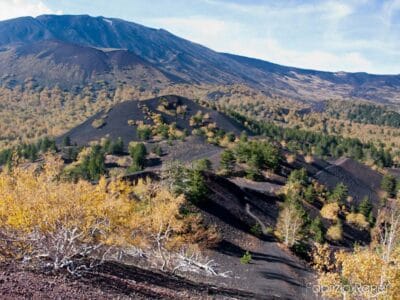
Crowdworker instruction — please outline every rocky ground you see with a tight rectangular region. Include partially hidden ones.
[0,262,261,299]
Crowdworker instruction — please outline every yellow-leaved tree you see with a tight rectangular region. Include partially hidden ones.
[317,199,400,299]
[0,155,218,275]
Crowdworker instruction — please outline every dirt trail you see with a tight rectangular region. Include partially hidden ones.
[245,202,269,234]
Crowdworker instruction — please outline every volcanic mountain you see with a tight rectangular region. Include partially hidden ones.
[1,14,400,103]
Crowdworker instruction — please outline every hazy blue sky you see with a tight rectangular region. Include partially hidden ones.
[1,0,399,74]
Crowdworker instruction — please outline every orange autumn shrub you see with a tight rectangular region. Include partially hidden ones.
[0,155,213,273]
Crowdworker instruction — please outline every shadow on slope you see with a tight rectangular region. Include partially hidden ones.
[194,173,317,299]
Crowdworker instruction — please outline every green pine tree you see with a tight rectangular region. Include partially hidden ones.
[220,149,236,176]
[381,174,397,197]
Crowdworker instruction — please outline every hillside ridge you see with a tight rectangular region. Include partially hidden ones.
[1,14,400,103]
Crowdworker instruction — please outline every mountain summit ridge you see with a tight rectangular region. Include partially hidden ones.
[1,14,400,103]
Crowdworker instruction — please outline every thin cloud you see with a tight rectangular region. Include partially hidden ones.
[225,36,374,73]
[382,0,400,25]
[142,1,398,74]
[148,16,242,47]
[204,0,354,20]
[147,14,376,73]
[0,0,62,21]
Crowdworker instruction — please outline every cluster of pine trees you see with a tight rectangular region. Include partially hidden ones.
[219,133,281,180]
[0,137,57,167]
[227,110,394,167]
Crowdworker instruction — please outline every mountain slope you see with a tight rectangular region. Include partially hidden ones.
[58,95,245,147]
[0,39,174,87]
[1,14,400,103]
[0,15,258,87]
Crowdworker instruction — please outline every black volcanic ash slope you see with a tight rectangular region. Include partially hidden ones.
[59,95,245,147]
[0,39,175,87]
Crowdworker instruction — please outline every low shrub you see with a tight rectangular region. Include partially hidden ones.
[91,117,106,129]
[346,213,369,229]
[321,203,340,221]
[240,251,252,264]
[326,223,343,241]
